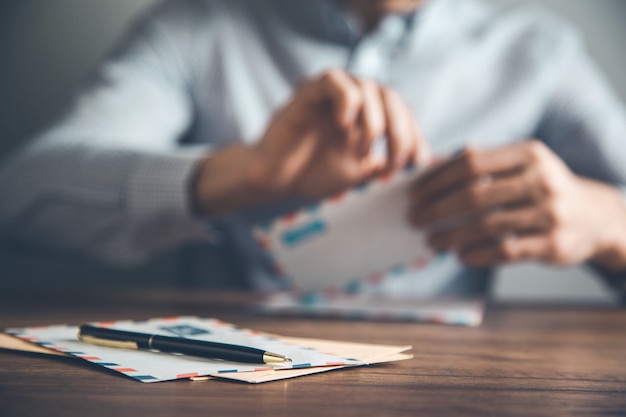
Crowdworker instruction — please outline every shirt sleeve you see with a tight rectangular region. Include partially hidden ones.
[534,26,626,298]
[0,2,212,265]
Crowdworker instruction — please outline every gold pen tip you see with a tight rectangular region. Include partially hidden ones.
[263,352,292,364]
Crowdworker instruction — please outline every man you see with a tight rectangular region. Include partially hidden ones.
[1,0,625,297]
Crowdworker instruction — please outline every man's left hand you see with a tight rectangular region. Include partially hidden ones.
[409,140,626,271]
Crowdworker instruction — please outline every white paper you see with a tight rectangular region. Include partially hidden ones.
[259,293,485,326]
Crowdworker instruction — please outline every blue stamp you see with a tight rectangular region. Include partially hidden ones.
[281,219,326,247]
[159,324,210,337]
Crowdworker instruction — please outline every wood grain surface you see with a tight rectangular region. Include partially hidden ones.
[0,289,625,417]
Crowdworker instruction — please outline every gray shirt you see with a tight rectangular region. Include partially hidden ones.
[1,0,625,296]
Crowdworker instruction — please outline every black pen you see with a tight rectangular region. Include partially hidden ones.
[77,324,291,364]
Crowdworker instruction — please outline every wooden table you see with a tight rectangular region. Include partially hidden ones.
[0,290,625,417]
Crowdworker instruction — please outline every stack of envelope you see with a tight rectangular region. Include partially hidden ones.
[1,316,411,384]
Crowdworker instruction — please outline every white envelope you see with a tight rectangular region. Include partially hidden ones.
[253,166,433,292]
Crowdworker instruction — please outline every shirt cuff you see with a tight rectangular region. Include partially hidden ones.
[126,148,212,257]
[619,186,626,207]
[586,186,626,303]
[587,262,626,304]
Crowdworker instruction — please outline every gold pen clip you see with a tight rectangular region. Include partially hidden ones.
[77,333,139,350]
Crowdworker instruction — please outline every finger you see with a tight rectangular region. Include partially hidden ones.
[355,78,386,157]
[413,141,541,205]
[408,112,431,166]
[458,232,556,267]
[311,69,363,129]
[395,102,418,168]
[396,100,424,167]
[411,168,544,227]
[381,88,414,172]
[427,203,556,252]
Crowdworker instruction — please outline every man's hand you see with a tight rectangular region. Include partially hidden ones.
[409,140,626,271]
[249,69,429,199]
[193,69,429,215]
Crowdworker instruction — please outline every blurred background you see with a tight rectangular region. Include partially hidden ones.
[1,0,625,301]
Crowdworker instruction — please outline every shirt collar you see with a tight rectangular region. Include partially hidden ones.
[273,0,425,48]
[321,0,421,49]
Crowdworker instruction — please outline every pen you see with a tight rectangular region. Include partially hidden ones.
[77,324,292,364]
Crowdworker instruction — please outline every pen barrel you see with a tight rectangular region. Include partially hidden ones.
[150,336,266,363]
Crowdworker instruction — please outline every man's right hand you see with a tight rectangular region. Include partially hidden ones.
[192,69,429,216]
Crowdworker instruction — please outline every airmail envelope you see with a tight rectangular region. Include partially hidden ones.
[253,165,434,292]
[1,320,412,384]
